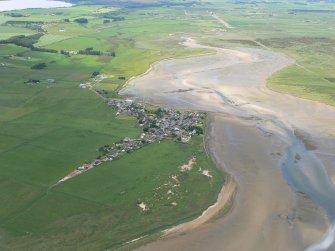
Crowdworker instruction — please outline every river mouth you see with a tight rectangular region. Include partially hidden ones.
[120,38,335,251]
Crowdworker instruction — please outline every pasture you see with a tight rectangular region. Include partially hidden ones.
[3,1,334,249]
[0,4,224,250]
[191,0,335,105]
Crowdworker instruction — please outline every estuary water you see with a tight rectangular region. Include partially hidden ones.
[0,0,72,12]
[121,38,335,251]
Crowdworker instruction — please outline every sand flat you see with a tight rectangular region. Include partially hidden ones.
[121,38,335,251]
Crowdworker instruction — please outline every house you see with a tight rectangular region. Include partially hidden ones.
[92,160,102,166]
[78,166,85,171]
[69,51,78,55]
[181,135,191,143]
[83,163,90,169]
[123,137,132,142]
[47,79,56,84]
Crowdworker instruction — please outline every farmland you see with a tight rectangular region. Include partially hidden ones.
[0,3,223,251]
[1,0,335,250]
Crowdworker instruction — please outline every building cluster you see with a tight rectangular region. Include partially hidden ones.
[55,99,204,186]
[108,99,204,143]
[79,74,106,89]
[55,137,145,185]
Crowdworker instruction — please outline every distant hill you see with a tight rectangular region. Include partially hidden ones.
[64,0,200,8]
[307,0,335,2]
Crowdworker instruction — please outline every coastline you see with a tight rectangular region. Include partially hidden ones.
[134,113,329,251]
[122,48,215,91]
[162,172,237,237]
[160,112,239,238]
[115,114,237,250]
[120,38,335,250]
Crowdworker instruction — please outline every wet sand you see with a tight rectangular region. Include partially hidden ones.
[163,175,237,237]
[120,38,335,251]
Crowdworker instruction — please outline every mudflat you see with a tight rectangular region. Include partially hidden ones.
[121,38,335,251]
[136,114,328,251]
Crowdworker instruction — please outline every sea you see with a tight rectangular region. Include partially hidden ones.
[0,0,72,12]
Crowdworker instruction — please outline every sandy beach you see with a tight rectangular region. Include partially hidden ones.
[120,38,335,251]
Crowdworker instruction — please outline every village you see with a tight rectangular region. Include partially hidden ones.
[55,98,205,186]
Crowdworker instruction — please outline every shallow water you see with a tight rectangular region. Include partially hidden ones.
[0,0,72,12]
[280,128,335,250]
[121,40,335,250]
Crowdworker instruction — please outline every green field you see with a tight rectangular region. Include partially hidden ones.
[0,3,224,250]
[192,0,335,106]
[2,0,335,250]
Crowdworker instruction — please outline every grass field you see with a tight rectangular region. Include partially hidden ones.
[2,0,334,249]
[191,0,335,106]
[0,4,224,250]
[0,43,223,250]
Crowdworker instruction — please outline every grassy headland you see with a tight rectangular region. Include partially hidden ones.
[0,4,223,250]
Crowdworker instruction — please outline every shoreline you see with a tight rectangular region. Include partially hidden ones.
[134,113,330,251]
[121,38,335,251]
[116,114,237,250]
[122,47,215,91]
[0,0,73,13]
[163,174,237,237]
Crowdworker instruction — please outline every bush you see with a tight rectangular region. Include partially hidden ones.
[92,71,100,77]
[5,13,24,17]
[154,108,165,118]
[31,63,47,70]
[24,79,40,84]
[74,18,88,24]
[4,20,44,31]
[78,49,102,55]
[101,12,125,22]
[0,34,60,54]
[188,125,204,135]
[31,47,58,53]
[0,33,43,48]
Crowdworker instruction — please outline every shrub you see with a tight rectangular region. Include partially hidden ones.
[74,18,88,24]
[31,63,47,70]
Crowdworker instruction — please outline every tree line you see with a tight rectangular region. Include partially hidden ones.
[0,34,116,57]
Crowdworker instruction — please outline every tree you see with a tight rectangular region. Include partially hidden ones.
[188,125,203,135]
